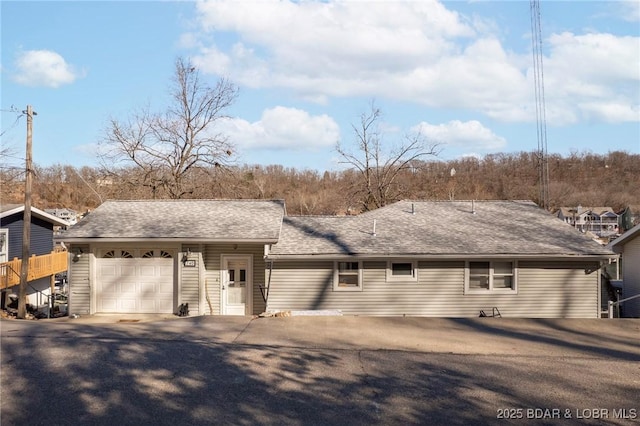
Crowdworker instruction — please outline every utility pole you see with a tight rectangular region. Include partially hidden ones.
[17,105,35,319]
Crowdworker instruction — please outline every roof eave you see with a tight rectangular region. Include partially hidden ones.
[266,253,618,261]
[2,206,70,227]
[56,237,279,244]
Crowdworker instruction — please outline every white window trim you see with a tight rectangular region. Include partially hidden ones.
[333,261,363,292]
[464,260,518,294]
[386,260,418,282]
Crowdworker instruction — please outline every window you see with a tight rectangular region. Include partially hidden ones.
[465,261,516,293]
[334,261,362,291]
[386,261,417,282]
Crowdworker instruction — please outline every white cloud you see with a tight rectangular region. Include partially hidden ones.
[579,102,640,124]
[187,0,639,126]
[412,120,507,151]
[191,0,480,91]
[12,50,81,88]
[220,106,340,151]
[543,32,640,124]
[618,1,640,22]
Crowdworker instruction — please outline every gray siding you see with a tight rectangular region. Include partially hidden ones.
[203,243,266,315]
[517,261,599,318]
[68,244,90,315]
[621,237,640,317]
[267,260,600,318]
[180,244,201,315]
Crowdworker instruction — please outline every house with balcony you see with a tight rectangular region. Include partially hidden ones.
[45,207,78,226]
[1,204,69,312]
[556,206,619,243]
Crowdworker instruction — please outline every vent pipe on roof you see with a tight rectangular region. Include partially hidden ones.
[411,203,415,215]
[372,219,377,237]
[472,200,476,214]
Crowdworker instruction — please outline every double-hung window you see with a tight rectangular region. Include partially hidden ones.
[465,261,517,293]
[334,261,363,291]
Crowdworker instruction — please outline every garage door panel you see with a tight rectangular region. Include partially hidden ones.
[98,281,118,294]
[100,265,117,277]
[158,284,174,295]
[157,299,173,312]
[139,265,157,277]
[159,265,174,276]
[120,281,138,295]
[139,299,157,312]
[100,299,118,312]
[96,251,175,314]
[139,281,157,294]
[120,299,137,312]
[120,265,136,276]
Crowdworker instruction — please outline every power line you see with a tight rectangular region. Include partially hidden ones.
[530,0,550,210]
[0,110,25,138]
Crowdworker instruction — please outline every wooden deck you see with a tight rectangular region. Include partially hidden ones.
[0,251,68,289]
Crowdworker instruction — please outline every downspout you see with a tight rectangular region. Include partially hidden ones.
[266,260,273,306]
[262,244,272,306]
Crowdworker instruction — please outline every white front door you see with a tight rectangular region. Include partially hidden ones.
[221,255,252,315]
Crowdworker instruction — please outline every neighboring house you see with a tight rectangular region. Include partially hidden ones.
[1,204,69,309]
[556,206,619,242]
[618,205,640,234]
[58,199,616,318]
[45,208,78,226]
[608,223,640,317]
[57,199,285,316]
[266,201,616,318]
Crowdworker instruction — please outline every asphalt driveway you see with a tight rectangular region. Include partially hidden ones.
[1,316,639,425]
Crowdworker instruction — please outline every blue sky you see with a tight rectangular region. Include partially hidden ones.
[1,0,639,173]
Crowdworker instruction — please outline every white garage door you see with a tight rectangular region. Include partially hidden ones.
[97,249,175,313]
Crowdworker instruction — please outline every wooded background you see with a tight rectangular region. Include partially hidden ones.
[1,150,638,216]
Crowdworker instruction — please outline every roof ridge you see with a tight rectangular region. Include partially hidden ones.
[103,198,285,203]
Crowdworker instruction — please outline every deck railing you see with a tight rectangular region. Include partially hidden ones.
[0,251,68,290]
[608,293,640,318]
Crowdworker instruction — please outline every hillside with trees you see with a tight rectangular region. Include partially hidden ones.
[1,150,638,217]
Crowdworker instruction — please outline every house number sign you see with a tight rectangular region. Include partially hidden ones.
[184,260,197,267]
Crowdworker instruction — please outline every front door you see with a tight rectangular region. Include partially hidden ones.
[221,255,252,315]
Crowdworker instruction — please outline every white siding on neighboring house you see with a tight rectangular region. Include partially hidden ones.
[622,237,640,317]
[267,260,600,318]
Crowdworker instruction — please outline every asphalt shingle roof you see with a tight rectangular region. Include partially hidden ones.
[59,199,285,241]
[269,200,615,258]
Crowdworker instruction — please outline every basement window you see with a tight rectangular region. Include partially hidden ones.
[465,261,517,294]
[334,261,363,292]
[386,261,417,282]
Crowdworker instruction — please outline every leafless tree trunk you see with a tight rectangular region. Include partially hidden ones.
[99,58,238,199]
[336,102,439,211]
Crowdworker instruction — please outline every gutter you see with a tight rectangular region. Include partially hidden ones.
[265,253,618,262]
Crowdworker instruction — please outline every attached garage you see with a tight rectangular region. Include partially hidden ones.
[58,200,285,317]
[96,248,175,313]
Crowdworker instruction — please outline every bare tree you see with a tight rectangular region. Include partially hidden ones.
[336,102,439,211]
[99,58,238,198]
